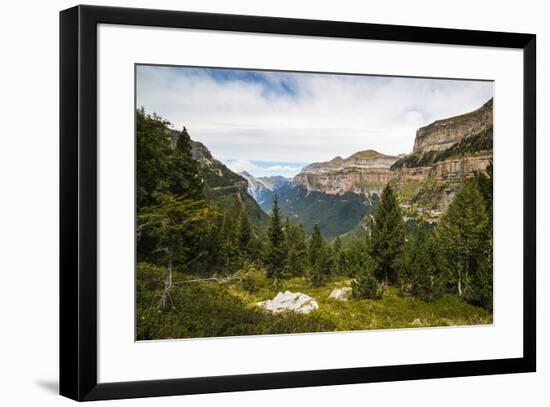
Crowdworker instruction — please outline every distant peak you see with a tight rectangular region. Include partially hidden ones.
[347,150,386,160]
[239,171,253,177]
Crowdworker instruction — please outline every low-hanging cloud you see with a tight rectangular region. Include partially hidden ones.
[136,65,493,170]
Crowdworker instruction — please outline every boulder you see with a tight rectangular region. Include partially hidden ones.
[257,291,318,314]
[328,287,352,301]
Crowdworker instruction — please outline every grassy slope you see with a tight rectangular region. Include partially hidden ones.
[138,263,493,340]
[228,276,492,331]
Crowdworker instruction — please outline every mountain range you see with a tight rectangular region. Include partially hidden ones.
[238,171,291,205]
[182,98,493,238]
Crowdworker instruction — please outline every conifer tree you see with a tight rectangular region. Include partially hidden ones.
[136,110,213,265]
[168,126,205,200]
[219,207,240,269]
[473,161,493,215]
[399,224,443,301]
[352,255,383,300]
[332,236,343,275]
[309,224,323,268]
[284,221,308,277]
[437,179,492,308]
[237,209,253,259]
[333,235,342,254]
[136,109,173,209]
[368,184,405,285]
[265,196,286,279]
[338,237,369,277]
[308,224,332,286]
[137,194,218,307]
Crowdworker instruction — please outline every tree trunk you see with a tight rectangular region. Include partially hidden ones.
[160,255,173,309]
[457,271,462,297]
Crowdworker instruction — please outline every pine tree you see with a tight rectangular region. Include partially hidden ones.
[473,161,493,214]
[136,110,211,264]
[472,162,493,308]
[338,237,369,277]
[436,179,492,308]
[399,224,443,301]
[284,221,308,277]
[136,108,173,209]
[333,235,342,253]
[137,194,219,307]
[309,224,323,268]
[168,126,205,200]
[368,184,405,285]
[219,207,240,269]
[308,224,332,286]
[265,195,286,279]
[332,236,343,275]
[237,209,253,259]
[352,255,383,299]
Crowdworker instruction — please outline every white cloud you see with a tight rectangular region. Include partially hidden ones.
[136,66,493,165]
[226,159,258,174]
[266,165,301,172]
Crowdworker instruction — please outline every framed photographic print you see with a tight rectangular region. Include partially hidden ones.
[59,5,536,401]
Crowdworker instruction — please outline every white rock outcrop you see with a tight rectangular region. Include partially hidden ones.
[328,287,352,301]
[257,291,318,314]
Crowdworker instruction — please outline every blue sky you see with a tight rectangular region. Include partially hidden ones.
[136,65,493,178]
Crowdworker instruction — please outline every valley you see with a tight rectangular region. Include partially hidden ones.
[238,98,493,235]
[135,93,494,340]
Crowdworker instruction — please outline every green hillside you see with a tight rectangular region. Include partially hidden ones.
[191,140,269,232]
[262,186,374,239]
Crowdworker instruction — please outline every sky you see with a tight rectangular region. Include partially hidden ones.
[136,65,493,178]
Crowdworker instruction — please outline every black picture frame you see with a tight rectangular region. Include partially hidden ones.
[59,4,536,401]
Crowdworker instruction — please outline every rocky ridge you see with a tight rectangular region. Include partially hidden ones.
[291,98,493,218]
[413,98,493,153]
[293,150,400,196]
[187,139,270,231]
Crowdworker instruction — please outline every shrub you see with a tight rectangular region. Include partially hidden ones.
[352,258,384,300]
[136,268,335,340]
[240,266,268,293]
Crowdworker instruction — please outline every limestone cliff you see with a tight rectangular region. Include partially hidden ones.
[393,99,493,218]
[413,98,493,153]
[293,150,399,196]
[291,98,493,221]
[393,153,492,218]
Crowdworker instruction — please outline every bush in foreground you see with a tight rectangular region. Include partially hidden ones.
[352,258,384,300]
[136,262,335,340]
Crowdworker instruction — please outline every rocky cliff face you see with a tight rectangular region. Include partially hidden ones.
[392,99,493,218]
[293,150,399,196]
[189,140,270,231]
[294,167,393,196]
[291,99,493,221]
[413,98,493,153]
[393,153,492,217]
